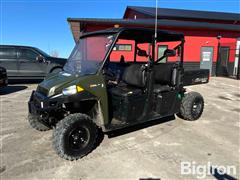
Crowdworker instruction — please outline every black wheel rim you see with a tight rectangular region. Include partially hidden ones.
[68,126,90,150]
[192,98,203,119]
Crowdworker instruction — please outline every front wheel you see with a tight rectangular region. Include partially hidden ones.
[177,92,204,121]
[53,113,98,160]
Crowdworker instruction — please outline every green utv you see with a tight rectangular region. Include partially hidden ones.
[28,28,209,160]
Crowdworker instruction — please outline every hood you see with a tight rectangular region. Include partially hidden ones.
[46,57,67,66]
[37,72,77,96]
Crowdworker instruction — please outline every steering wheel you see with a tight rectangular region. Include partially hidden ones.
[102,68,116,80]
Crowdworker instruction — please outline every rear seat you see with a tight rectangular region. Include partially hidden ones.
[153,63,177,93]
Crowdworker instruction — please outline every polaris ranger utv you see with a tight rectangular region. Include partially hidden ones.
[28,28,209,160]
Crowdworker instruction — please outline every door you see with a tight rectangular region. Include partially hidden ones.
[18,48,47,77]
[200,47,213,75]
[216,46,230,76]
[233,39,240,76]
[237,45,240,79]
[158,45,168,63]
[237,46,240,79]
[0,47,18,77]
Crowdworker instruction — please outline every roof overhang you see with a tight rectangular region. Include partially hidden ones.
[68,18,240,42]
[124,6,240,22]
[79,27,184,43]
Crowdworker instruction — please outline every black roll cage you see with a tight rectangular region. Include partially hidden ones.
[155,42,184,64]
[79,27,185,74]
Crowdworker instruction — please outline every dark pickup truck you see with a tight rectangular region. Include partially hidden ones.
[0,45,67,79]
[0,66,8,87]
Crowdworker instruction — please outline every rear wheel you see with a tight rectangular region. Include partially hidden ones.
[177,92,204,121]
[53,113,98,160]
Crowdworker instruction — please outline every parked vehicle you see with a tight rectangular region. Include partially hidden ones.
[28,28,209,160]
[0,45,67,79]
[0,66,8,87]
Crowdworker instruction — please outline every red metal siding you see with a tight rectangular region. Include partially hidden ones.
[108,32,238,64]
[110,40,135,62]
[84,24,238,63]
[122,8,239,64]
[81,20,239,77]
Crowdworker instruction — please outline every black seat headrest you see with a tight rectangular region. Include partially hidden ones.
[122,64,146,88]
[154,63,177,86]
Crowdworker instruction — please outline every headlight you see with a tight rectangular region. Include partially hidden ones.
[49,87,56,97]
[62,85,84,96]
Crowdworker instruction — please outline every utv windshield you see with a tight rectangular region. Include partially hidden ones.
[64,34,115,75]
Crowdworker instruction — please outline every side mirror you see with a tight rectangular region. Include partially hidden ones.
[164,49,176,57]
[36,55,44,62]
[137,49,148,57]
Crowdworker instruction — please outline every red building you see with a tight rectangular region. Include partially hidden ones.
[68,6,240,77]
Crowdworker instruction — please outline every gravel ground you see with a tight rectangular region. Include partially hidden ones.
[0,77,239,180]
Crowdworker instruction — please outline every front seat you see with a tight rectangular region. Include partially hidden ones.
[109,64,146,97]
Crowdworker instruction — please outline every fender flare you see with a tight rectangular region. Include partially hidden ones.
[49,66,63,73]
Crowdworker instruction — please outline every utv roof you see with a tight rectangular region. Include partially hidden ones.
[80,27,184,42]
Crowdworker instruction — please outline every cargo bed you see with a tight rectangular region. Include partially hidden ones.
[183,69,209,86]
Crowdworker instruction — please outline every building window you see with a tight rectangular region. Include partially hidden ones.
[157,45,168,63]
[113,44,132,51]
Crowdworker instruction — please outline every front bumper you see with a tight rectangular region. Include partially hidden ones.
[28,89,91,114]
[28,91,64,115]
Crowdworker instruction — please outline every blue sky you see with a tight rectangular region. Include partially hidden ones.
[1,0,239,58]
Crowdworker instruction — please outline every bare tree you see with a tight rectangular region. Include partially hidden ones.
[50,50,59,57]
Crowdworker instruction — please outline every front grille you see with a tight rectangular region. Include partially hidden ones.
[33,91,47,108]
[36,86,49,97]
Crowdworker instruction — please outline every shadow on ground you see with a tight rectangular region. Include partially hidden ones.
[218,95,232,101]
[8,79,42,84]
[107,115,175,138]
[0,85,28,95]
